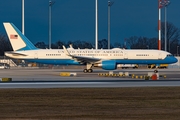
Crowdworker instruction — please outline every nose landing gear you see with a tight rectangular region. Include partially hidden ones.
[154,69,158,73]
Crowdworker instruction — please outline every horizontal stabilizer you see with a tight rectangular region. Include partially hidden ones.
[5,52,27,56]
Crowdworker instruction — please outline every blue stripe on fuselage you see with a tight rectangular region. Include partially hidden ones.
[27,59,81,65]
[115,56,177,64]
[24,56,177,65]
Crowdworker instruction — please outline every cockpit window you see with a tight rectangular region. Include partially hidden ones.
[167,54,173,57]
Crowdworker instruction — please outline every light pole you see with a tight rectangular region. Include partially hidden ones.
[22,0,24,35]
[165,1,170,52]
[108,1,114,49]
[95,0,98,49]
[177,46,179,56]
[160,0,170,52]
[49,1,55,49]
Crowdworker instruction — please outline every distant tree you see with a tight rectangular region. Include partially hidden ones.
[68,40,93,49]
[0,33,12,55]
[67,41,73,48]
[83,41,93,49]
[161,22,180,54]
[51,43,58,49]
[126,36,158,49]
[98,39,108,49]
[56,40,66,49]
[34,42,47,49]
[148,38,158,49]
[70,40,83,49]
[113,42,122,48]
[126,36,138,49]
[136,37,149,49]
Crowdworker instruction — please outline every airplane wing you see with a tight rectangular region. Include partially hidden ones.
[63,46,101,64]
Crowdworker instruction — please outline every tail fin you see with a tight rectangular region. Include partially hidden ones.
[3,23,37,51]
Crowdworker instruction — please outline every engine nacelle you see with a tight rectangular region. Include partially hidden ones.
[94,60,117,70]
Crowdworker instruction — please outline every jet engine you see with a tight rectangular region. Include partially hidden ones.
[94,60,117,70]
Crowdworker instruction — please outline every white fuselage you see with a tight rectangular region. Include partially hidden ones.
[5,48,176,65]
[6,48,167,60]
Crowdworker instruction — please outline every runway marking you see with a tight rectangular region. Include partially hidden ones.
[0,81,180,88]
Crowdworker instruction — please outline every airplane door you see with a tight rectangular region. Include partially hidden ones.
[124,52,128,59]
[158,53,162,59]
[34,52,38,59]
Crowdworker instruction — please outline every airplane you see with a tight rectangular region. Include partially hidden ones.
[3,22,178,73]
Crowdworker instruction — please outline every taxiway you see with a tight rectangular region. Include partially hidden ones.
[0,68,180,88]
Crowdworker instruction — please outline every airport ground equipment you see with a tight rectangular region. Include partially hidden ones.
[0,59,17,67]
[147,64,168,69]
[98,72,167,80]
[60,72,77,77]
[0,78,12,82]
[118,64,138,69]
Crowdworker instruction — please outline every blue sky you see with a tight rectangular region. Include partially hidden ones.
[0,0,179,45]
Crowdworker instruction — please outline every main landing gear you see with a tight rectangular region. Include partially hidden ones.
[83,69,93,73]
[83,64,93,73]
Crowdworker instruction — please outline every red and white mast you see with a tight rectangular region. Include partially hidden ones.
[158,0,162,50]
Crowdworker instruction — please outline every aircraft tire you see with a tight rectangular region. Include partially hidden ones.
[88,69,93,73]
[154,70,158,73]
[83,69,88,73]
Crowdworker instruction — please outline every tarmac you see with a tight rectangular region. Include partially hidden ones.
[0,68,180,81]
[0,68,180,88]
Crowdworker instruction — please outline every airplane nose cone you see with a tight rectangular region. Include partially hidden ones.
[173,57,178,63]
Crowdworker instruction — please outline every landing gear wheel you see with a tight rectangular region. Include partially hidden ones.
[88,69,93,73]
[83,69,88,73]
[154,70,158,73]
[83,69,93,73]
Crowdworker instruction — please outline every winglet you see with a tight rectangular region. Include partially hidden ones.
[63,45,71,56]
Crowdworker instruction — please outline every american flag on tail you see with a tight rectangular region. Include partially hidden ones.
[10,34,18,39]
